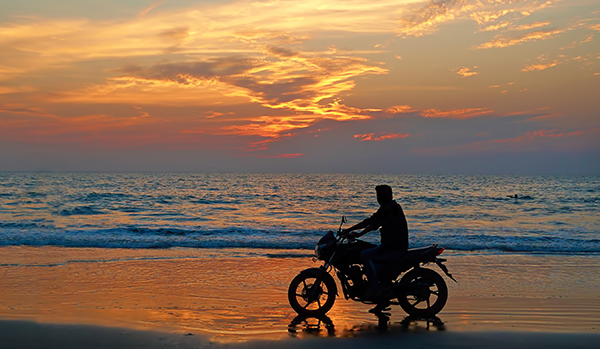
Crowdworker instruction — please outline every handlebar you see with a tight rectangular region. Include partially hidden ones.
[336,231,356,243]
[336,216,356,242]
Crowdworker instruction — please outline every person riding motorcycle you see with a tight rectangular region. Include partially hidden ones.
[341,185,408,298]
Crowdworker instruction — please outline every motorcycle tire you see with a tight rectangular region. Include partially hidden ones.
[288,272,336,316]
[397,267,448,318]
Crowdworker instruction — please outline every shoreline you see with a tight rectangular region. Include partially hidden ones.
[1,246,599,345]
[2,319,600,349]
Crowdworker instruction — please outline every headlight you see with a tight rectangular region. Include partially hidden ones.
[314,244,322,259]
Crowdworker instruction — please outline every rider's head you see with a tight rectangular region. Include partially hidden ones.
[375,185,393,205]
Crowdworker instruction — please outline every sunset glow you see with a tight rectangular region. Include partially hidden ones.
[0,0,598,173]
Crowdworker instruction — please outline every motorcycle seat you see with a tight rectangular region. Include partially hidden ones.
[375,244,438,267]
[406,244,438,253]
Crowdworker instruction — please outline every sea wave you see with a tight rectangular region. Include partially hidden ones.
[1,173,599,256]
[1,225,599,254]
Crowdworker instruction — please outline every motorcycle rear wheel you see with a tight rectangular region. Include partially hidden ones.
[397,268,448,318]
[288,273,336,316]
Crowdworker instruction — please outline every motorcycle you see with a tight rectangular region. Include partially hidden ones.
[288,217,456,318]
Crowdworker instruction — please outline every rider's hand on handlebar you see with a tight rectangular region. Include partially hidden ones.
[340,229,358,240]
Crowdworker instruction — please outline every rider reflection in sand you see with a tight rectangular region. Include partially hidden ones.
[341,185,409,298]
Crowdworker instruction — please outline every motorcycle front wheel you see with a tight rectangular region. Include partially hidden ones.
[397,268,448,318]
[288,273,336,316]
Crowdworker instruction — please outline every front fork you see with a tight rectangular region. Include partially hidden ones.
[307,264,336,301]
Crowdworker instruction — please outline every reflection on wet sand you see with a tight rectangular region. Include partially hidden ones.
[288,314,335,337]
[1,246,600,341]
[288,313,445,338]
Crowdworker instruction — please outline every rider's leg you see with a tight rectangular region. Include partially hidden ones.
[360,246,383,290]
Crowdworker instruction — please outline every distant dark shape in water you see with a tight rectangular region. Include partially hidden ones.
[507,194,533,199]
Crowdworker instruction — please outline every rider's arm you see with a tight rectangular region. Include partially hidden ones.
[343,220,369,233]
[342,211,381,237]
[349,224,377,238]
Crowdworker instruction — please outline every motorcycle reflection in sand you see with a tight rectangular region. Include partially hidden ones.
[288,217,456,319]
[288,313,445,336]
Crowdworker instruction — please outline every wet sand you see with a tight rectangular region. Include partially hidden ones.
[2,319,600,349]
[1,246,599,347]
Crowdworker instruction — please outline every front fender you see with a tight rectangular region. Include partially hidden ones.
[298,267,338,296]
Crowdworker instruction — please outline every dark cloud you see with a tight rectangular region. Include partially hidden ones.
[118,52,386,115]
[398,0,465,35]
[158,27,190,42]
[118,57,263,83]
[265,45,300,58]
[226,76,319,105]
[411,0,462,21]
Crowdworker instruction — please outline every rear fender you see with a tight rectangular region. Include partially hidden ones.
[435,258,457,283]
[298,267,338,296]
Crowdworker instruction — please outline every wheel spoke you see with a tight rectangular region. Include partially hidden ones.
[290,274,337,315]
[411,298,424,307]
[396,271,447,316]
[302,300,314,309]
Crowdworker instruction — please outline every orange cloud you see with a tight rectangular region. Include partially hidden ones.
[205,111,232,119]
[471,10,515,26]
[221,115,315,138]
[0,1,405,84]
[256,153,305,159]
[48,79,240,107]
[353,133,410,141]
[490,129,589,144]
[480,21,512,32]
[420,108,493,119]
[113,52,387,137]
[453,66,479,77]
[522,61,559,71]
[416,128,598,155]
[385,105,414,114]
[2,0,594,161]
[0,1,403,156]
[520,49,597,72]
[0,102,184,147]
[0,104,55,118]
[399,0,561,37]
[397,0,462,37]
[512,21,551,31]
[477,29,564,49]
[478,19,553,32]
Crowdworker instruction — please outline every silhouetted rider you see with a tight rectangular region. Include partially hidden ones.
[341,185,408,298]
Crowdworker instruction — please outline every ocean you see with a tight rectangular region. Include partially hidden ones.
[0,173,598,255]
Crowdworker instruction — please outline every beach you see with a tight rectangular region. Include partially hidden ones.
[1,246,599,348]
[1,173,598,347]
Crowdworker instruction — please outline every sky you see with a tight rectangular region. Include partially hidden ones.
[0,0,598,174]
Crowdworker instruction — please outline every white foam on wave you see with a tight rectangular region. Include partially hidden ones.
[1,225,599,254]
